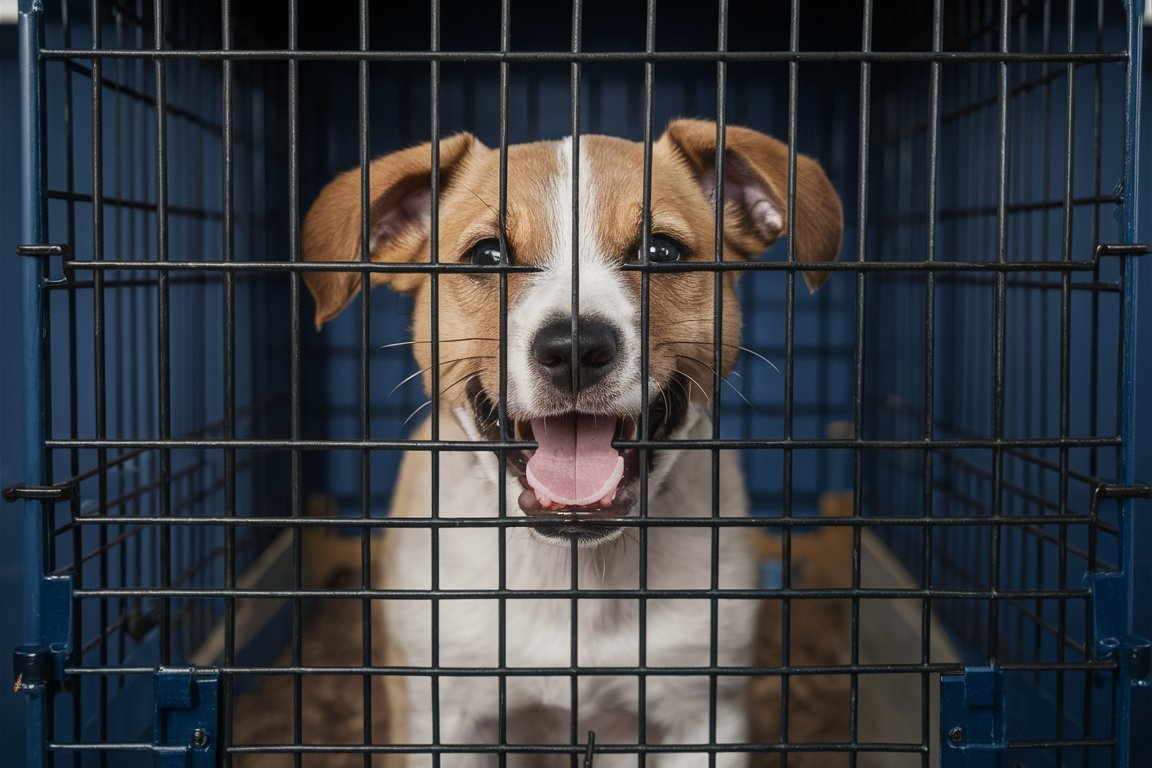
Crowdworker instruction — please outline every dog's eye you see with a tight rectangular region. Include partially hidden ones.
[465,238,507,266]
[639,235,685,263]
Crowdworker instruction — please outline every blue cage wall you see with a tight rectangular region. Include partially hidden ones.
[3,1,1149,766]
[863,3,1143,763]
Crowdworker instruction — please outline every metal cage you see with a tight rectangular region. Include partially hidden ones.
[5,1,1150,767]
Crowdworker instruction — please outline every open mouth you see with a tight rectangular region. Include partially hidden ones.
[465,377,686,545]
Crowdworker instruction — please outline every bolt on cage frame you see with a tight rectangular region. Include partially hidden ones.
[8,0,1150,767]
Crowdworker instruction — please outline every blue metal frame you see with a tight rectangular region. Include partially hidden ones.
[1116,1,1148,765]
[17,1,49,767]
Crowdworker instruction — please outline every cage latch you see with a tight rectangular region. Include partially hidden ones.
[10,575,73,695]
[2,482,74,503]
[15,243,73,286]
[939,666,1005,767]
[1094,243,1152,259]
[153,667,220,768]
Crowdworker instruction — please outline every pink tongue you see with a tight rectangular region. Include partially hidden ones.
[524,414,624,507]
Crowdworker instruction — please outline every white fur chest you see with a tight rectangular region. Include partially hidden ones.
[381,414,759,751]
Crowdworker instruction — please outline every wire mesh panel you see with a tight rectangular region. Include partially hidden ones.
[864,3,1140,764]
[9,1,1147,768]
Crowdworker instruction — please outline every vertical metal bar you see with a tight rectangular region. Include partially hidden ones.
[356,3,390,763]
[568,4,583,762]
[60,28,83,747]
[283,0,305,761]
[850,2,873,765]
[1118,0,1143,584]
[89,1,111,758]
[779,2,800,763]
[985,0,1010,668]
[921,3,942,765]
[496,2,511,765]
[221,1,238,764]
[133,0,147,630]
[1055,0,1078,744]
[568,0,582,401]
[709,4,729,764]
[428,3,444,765]
[111,4,129,744]
[18,1,49,765]
[154,0,173,670]
[1032,0,1055,701]
[350,5,370,768]
[1083,29,1106,745]
[57,6,84,755]
[638,2,656,764]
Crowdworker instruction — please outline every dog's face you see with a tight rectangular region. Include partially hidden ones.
[303,119,842,545]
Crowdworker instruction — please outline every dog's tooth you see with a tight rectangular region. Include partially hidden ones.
[536,491,555,509]
[598,491,616,508]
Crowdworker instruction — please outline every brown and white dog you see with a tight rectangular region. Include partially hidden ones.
[302,119,842,768]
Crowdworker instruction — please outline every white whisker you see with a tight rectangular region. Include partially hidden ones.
[402,400,433,428]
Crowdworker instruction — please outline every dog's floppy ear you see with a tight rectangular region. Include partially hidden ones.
[658,118,842,292]
[302,132,479,328]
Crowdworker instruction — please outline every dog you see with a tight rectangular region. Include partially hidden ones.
[301,119,842,768]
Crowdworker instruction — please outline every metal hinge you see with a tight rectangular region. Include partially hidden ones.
[940,666,1005,767]
[1088,483,1152,669]
[153,668,220,768]
[1087,483,1152,765]
[11,575,73,696]
[1088,569,1151,681]
[1087,570,1152,767]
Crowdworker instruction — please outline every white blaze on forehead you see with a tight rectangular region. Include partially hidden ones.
[546,136,606,280]
[506,136,644,415]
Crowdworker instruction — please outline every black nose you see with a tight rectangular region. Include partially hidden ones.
[532,317,619,393]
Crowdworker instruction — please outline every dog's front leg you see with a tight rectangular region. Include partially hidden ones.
[402,675,501,768]
[649,677,749,768]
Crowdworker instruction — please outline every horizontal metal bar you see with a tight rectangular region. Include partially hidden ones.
[225,739,1106,754]
[52,741,930,755]
[59,513,1101,529]
[63,260,539,274]
[621,260,1107,273]
[70,585,1093,601]
[61,659,1112,678]
[38,48,1128,64]
[61,258,1113,274]
[42,435,1121,450]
